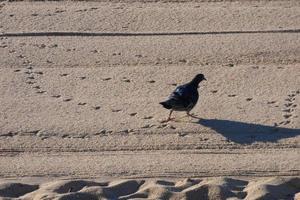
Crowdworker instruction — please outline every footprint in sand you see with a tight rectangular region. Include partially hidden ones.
[157,124,168,129]
[121,77,131,83]
[66,48,75,52]
[282,108,293,113]
[228,94,237,97]
[51,94,61,98]
[179,59,187,63]
[178,133,188,137]
[143,116,153,120]
[17,54,25,59]
[54,9,66,14]
[49,44,58,48]
[135,54,143,58]
[168,125,176,130]
[75,8,88,12]
[141,124,151,129]
[283,114,292,119]
[24,71,32,75]
[93,106,101,110]
[26,81,35,85]
[129,112,137,116]
[277,91,299,126]
[63,98,72,102]
[36,90,46,94]
[78,102,87,106]
[27,76,35,80]
[33,85,40,89]
[284,103,293,107]
[285,98,293,102]
[114,6,124,9]
[267,100,277,104]
[169,83,177,86]
[112,109,122,112]
[37,44,46,49]
[34,71,43,75]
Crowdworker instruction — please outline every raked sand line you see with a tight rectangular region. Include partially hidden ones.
[0,150,299,178]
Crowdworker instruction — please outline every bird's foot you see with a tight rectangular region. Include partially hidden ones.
[160,117,175,123]
[187,113,202,120]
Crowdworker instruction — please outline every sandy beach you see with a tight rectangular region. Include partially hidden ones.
[0,0,299,199]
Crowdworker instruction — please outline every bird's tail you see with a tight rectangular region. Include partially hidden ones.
[159,101,172,109]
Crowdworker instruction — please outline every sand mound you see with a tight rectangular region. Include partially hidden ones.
[0,183,38,198]
[0,177,298,200]
[245,177,300,200]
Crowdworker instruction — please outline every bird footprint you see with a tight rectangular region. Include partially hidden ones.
[112,109,122,112]
[143,116,153,119]
[276,90,298,126]
[93,106,101,110]
[63,98,72,102]
[51,94,61,98]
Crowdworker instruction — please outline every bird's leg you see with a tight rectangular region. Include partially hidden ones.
[167,110,174,121]
[161,110,174,123]
[186,111,201,119]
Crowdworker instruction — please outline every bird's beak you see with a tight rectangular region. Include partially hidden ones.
[204,77,207,81]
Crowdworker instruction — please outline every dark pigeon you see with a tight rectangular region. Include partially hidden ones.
[160,74,206,121]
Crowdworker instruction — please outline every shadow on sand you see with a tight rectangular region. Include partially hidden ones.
[196,118,300,144]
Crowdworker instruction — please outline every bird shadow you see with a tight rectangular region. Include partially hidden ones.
[194,118,300,144]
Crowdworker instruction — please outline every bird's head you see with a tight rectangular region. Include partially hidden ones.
[191,74,206,86]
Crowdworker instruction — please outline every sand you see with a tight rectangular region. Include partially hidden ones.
[0,177,299,199]
[0,0,299,199]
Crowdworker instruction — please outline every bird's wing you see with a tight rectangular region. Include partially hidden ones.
[169,85,193,107]
[171,85,189,98]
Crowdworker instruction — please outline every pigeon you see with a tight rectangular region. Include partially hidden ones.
[160,74,206,122]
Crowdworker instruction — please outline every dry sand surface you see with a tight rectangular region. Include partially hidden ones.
[0,0,300,199]
[0,177,300,200]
